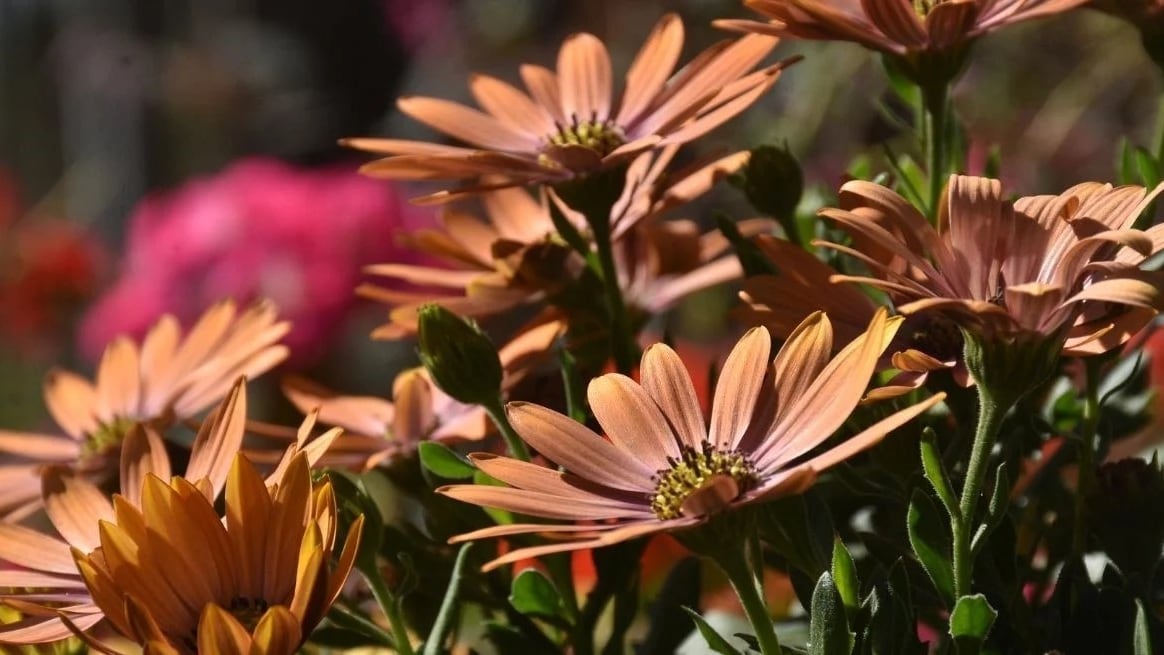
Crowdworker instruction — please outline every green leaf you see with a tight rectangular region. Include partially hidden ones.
[509,569,563,619]
[831,538,860,613]
[907,489,955,605]
[1135,599,1153,655]
[949,594,997,654]
[919,428,959,521]
[809,572,855,655]
[972,463,1010,556]
[1134,145,1161,186]
[417,442,475,480]
[681,607,744,655]
[546,188,592,256]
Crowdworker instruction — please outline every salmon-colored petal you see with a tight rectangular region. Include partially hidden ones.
[617,13,684,126]
[476,520,683,573]
[93,337,142,422]
[708,327,772,451]
[186,380,248,498]
[470,73,556,137]
[506,402,656,491]
[42,467,114,552]
[861,0,926,49]
[641,344,708,451]
[0,523,77,574]
[520,64,565,124]
[469,453,651,511]
[43,370,100,440]
[119,425,172,508]
[398,97,540,151]
[282,377,393,438]
[0,430,79,460]
[589,374,681,471]
[557,32,613,121]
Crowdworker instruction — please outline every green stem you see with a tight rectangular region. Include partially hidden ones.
[924,84,950,222]
[952,385,1011,599]
[483,397,531,462]
[331,603,397,646]
[364,565,416,655]
[592,221,638,374]
[423,544,473,655]
[1071,359,1101,562]
[714,541,782,655]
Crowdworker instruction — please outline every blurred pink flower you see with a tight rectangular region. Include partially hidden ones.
[80,158,426,365]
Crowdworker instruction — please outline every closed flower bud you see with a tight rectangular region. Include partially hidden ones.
[729,145,804,219]
[416,304,503,406]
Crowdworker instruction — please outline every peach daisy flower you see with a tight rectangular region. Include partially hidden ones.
[717,0,1088,59]
[70,448,360,655]
[360,148,749,339]
[345,14,793,202]
[816,175,1164,353]
[0,382,340,647]
[264,320,564,470]
[439,309,945,571]
[0,300,289,521]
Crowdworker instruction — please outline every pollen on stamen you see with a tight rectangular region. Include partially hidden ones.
[547,114,626,157]
[649,443,758,520]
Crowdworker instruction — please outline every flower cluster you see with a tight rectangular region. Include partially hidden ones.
[3,3,1164,655]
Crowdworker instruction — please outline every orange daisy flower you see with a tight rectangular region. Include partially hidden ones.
[345,14,793,202]
[0,300,289,521]
[439,309,944,571]
[70,448,360,655]
[0,382,340,647]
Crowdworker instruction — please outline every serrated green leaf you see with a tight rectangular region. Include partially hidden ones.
[1135,599,1153,655]
[681,607,744,655]
[831,538,860,612]
[949,593,997,654]
[417,441,475,480]
[809,572,855,655]
[509,569,562,619]
[907,489,955,605]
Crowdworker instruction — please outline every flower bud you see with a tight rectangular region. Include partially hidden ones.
[416,304,503,406]
[729,145,804,219]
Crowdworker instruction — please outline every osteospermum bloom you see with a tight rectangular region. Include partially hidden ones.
[0,382,323,645]
[69,449,359,655]
[718,0,1088,59]
[816,175,1164,353]
[361,148,750,338]
[439,309,945,570]
[345,14,792,202]
[0,301,288,521]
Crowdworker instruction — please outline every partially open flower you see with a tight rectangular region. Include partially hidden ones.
[439,309,944,571]
[0,300,289,520]
[816,175,1164,354]
[69,450,360,655]
[345,14,792,202]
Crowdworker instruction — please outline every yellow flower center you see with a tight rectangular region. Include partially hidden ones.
[649,444,758,520]
[912,0,941,16]
[547,118,626,157]
[80,417,134,463]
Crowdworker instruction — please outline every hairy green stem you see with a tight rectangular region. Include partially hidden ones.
[483,397,531,462]
[715,541,782,655]
[953,385,1010,599]
[423,544,473,655]
[924,84,950,221]
[364,565,416,655]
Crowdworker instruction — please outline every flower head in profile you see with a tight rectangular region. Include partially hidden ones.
[345,14,793,202]
[718,0,1088,61]
[360,148,749,338]
[816,175,1164,354]
[439,309,944,570]
[0,300,289,520]
[69,449,360,655]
